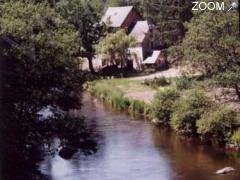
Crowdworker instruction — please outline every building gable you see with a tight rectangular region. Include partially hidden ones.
[101,6,142,29]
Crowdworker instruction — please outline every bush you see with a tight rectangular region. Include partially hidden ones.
[197,106,237,144]
[230,129,240,148]
[175,76,192,90]
[131,100,145,114]
[143,77,170,89]
[152,88,180,125]
[170,90,212,135]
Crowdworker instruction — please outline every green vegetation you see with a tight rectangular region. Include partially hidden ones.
[143,77,171,89]
[131,100,145,114]
[175,76,193,90]
[230,130,240,148]
[140,0,193,46]
[111,94,130,110]
[57,0,105,73]
[96,30,136,68]
[170,90,212,135]
[152,88,179,125]
[89,79,151,115]
[197,106,237,144]
[181,1,240,100]
[0,0,101,178]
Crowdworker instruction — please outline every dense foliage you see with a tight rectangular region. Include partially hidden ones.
[96,30,136,68]
[181,1,240,100]
[56,0,105,73]
[170,90,212,135]
[0,0,97,179]
[197,106,237,144]
[152,88,179,124]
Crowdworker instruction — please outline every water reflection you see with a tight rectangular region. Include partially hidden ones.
[152,127,240,180]
[39,93,240,180]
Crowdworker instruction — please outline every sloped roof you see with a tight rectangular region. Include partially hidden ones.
[130,21,149,43]
[143,51,161,64]
[101,6,133,27]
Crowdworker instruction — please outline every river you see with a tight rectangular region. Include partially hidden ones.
[39,93,240,180]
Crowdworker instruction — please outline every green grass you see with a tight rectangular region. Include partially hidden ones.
[89,78,154,95]
[88,78,154,115]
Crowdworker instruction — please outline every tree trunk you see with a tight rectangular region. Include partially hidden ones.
[87,55,96,74]
[234,84,240,101]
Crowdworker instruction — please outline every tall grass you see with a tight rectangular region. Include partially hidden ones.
[89,81,147,115]
[131,100,145,114]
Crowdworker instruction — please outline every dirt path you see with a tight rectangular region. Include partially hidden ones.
[126,91,156,104]
[130,67,182,81]
[125,67,182,103]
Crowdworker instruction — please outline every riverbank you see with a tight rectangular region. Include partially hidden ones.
[88,74,240,150]
[40,93,240,179]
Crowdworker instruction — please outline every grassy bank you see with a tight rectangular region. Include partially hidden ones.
[88,79,152,116]
[88,76,240,150]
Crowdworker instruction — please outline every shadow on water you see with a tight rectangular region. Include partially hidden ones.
[0,53,100,179]
[0,112,101,180]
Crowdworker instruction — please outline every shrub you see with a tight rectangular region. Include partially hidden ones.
[230,129,240,148]
[197,106,237,144]
[170,89,212,135]
[131,100,145,114]
[143,77,170,89]
[152,88,180,125]
[176,76,192,90]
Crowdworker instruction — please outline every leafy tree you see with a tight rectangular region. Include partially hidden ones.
[0,0,82,111]
[181,3,240,100]
[56,0,105,73]
[0,0,85,178]
[96,30,136,68]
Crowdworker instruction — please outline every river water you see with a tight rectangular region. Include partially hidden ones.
[39,93,240,180]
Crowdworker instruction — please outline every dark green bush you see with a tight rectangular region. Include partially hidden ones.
[170,90,212,135]
[152,88,180,125]
[175,76,192,90]
[143,77,170,89]
[131,100,145,114]
[197,106,237,144]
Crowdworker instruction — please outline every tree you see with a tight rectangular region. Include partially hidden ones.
[139,0,193,46]
[96,30,136,68]
[0,0,85,178]
[56,0,105,73]
[105,0,140,7]
[181,3,240,100]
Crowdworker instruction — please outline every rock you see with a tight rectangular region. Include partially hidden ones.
[152,118,161,125]
[216,167,236,174]
[59,147,77,160]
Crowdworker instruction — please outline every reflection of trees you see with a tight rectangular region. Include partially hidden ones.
[152,127,240,180]
[0,109,100,179]
[0,55,99,179]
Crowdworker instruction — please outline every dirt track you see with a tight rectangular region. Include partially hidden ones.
[130,67,182,81]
